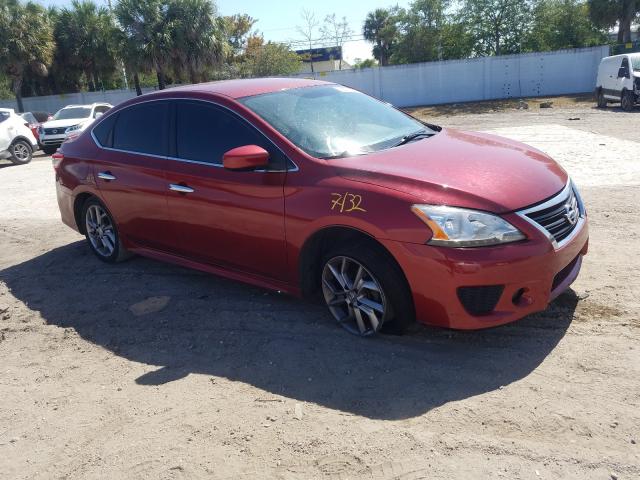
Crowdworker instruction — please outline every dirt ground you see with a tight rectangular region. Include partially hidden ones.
[1,98,639,480]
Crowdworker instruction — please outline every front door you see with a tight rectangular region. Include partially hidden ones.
[164,100,288,281]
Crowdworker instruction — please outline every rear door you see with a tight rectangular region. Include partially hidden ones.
[93,101,176,252]
[163,100,289,280]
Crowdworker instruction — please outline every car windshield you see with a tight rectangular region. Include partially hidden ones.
[54,107,92,120]
[631,55,640,71]
[239,85,434,159]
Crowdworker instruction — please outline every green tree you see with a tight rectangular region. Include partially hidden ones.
[391,0,448,64]
[459,0,531,56]
[588,0,640,43]
[115,0,175,89]
[241,36,302,77]
[168,0,223,84]
[353,58,378,68]
[0,0,54,111]
[221,13,256,58]
[363,8,399,66]
[527,0,608,51]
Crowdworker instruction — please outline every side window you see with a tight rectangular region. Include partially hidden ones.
[620,58,630,78]
[92,113,118,147]
[94,105,110,118]
[113,102,169,156]
[175,101,286,169]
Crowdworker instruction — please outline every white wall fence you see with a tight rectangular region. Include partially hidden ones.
[299,46,609,107]
[1,46,609,113]
[0,87,157,114]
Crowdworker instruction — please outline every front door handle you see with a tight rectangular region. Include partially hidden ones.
[97,171,116,181]
[169,184,195,194]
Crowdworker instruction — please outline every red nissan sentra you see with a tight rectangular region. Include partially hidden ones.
[54,78,588,336]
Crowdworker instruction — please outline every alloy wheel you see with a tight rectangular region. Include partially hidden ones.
[13,142,30,162]
[85,204,116,258]
[321,256,387,336]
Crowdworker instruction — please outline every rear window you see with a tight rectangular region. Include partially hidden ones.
[0,112,9,124]
[112,102,169,156]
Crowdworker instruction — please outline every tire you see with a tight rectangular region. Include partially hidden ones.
[81,197,131,263]
[42,146,57,155]
[596,89,607,108]
[320,242,415,336]
[621,89,635,111]
[8,139,32,165]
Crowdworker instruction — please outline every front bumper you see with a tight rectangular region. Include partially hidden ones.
[39,134,66,147]
[382,214,589,330]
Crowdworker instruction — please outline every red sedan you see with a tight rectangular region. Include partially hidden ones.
[54,78,588,336]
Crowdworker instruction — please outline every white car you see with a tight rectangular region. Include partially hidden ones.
[38,103,112,154]
[0,108,38,165]
[595,53,640,111]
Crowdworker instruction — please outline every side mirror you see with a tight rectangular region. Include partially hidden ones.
[618,67,628,78]
[223,145,270,170]
[94,112,104,119]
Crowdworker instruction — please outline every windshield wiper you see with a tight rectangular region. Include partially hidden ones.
[393,130,433,147]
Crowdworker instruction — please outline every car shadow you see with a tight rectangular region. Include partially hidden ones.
[0,241,577,420]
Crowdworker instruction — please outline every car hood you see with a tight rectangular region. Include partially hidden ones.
[43,118,89,129]
[330,128,568,213]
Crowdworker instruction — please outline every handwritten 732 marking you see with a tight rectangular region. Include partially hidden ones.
[330,192,366,213]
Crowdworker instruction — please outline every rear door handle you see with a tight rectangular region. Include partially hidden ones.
[97,171,116,181]
[169,184,195,194]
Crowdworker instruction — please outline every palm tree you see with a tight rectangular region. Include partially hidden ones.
[54,1,118,92]
[167,0,223,84]
[0,0,54,111]
[363,8,398,66]
[115,0,174,90]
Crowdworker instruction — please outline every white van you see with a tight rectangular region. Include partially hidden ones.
[595,53,640,110]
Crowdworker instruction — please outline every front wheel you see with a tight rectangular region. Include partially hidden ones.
[9,140,32,165]
[621,90,635,111]
[82,197,131,263]
[321,243,415,336]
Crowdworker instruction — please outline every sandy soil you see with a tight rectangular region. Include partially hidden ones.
[1,100,639,479]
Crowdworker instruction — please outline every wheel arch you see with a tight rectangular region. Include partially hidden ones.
[10,136,34,150]
[73,192,96,234]
[298,225,411,300]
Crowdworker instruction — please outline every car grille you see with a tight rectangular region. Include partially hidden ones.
[457,285,504,316]
[524,186,580,244]
[44,128,64,135]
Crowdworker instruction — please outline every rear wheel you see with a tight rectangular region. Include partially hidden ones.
[596,89,607,108]
[82,197,131,263]
[621,89,635,111]
[9,139,32,165]
[321,243,414,336]
[42,146,57,155]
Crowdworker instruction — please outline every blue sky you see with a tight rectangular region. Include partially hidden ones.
[39,0,411,63]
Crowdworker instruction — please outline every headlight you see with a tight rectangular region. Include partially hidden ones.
[65,124,82,133]
[411,205,525,247]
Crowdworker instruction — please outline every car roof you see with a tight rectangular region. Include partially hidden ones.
[62,103,111,108]
[603,53,640,61]
[0,107,15,114]
[164,77,334,99]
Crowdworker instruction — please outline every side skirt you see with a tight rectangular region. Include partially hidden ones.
[128,245,301,298]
